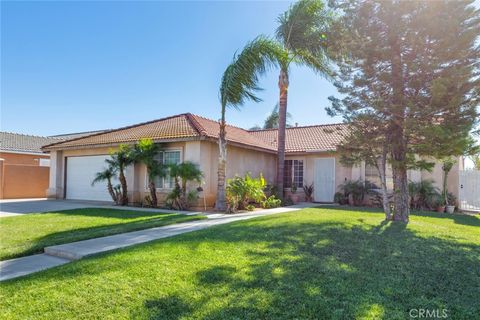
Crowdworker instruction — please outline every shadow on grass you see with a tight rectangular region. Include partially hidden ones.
[3,209,479,319]
[315,205,480,227]
[139,218,479,319]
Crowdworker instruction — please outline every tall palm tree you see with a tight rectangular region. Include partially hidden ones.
[132,138,165,208]
[215,38,278,211]
[234,0,333,198]
[91,165,118,203]
[106,144,134,206]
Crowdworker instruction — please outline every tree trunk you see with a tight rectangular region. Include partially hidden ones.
[375,149,391,220]
[389,28,409,222]
[392,164,409,222]
[106,179,117,203]
[276,69,289,200]
[119,167,128,206]
[149,181,157,208]
[215,119,227,211]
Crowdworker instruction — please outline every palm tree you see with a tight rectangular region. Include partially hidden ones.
[132,138,165,208]
[169,161,203,196]
[168,161,203,210]
[263,104,293,129]
[234,0,333,198]
[91,165,118,203]
[106,144,134,206]
[215,38,278,211]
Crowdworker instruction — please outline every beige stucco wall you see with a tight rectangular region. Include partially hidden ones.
[47,140,277,208]
[47,142,461,207]
[421,157,462,198]
[284,152,353,201]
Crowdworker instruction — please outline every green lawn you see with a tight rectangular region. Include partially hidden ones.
[1,207,479,319]
[0,208,205,260]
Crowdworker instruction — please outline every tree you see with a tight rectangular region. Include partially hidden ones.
[234,0,333,198]
[168,161,203,210]
[106,144,134,206]
[132,138,165,208]
[263,104,293,129]
[215,38,276,211]
[91,165,118,203]
[327,0,479,222]
[336,113,393,220]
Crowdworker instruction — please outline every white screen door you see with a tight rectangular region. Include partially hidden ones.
[314,158,335,202]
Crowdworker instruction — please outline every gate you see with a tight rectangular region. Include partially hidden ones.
[458,170,480,212]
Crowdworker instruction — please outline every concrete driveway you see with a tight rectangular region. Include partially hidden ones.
[0,199,111,217]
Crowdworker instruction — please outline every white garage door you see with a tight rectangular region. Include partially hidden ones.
[66,155,116,202]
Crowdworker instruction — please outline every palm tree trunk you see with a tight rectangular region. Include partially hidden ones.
[106,179,117,203]
[215,117,227,211]
[149,181,157,208]
[119,167,128,206]
[276,69,289,200]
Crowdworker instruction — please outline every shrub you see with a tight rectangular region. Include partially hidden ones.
[303,183,314,202]
[334,192,348,205]
[447,192,457,207]
[246,204,256,211]
[408,180,440,210]
[338,179,369,206]
[261,195,282,209]
[226,173,266,210]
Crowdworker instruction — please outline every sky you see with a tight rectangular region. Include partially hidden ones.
[1,0,341,136]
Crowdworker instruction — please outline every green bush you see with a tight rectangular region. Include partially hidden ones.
[261,195,282,209]
[334,192,348,205]
[246,204,256,211]
[408,180,440,210]
[226,173,266,210]
[338,180,371,206]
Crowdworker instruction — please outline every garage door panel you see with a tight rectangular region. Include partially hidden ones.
[66,155,117,201]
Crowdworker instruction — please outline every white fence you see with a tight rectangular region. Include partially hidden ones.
[458,170,480,212]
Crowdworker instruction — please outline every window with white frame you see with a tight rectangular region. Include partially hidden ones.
[284,159,304,188]
[152,150,181,189]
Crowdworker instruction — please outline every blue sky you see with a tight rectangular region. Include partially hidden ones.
[1,1,340,136]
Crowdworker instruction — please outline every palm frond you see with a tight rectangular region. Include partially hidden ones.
[220,36,282,110]
[294,49,333,80]
[276,0,333,56]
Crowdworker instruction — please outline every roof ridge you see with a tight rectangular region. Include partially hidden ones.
[0,131,63,140]
[185,113,208,136]
[49,129,108,137]
[42,113,193,149]
[190,113,254,133]
[248,122,347,132]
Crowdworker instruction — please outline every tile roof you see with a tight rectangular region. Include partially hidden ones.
[41,113,347,153]
[42,114,277,152]
[0,132,63,154]
[249,123,348,153]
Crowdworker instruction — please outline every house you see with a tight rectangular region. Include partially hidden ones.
[41,113,462,207]
[0,132,61,199]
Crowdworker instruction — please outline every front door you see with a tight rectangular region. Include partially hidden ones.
[314,158,335,202]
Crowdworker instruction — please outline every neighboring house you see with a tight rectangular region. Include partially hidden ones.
[41,113,462,207]
[0,132,61,199]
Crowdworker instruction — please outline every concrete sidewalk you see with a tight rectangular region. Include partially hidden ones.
[0,205,307,281]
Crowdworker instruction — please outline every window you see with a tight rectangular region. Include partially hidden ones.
[365,161,393,190]
[284,159,304,188]
[152,150,181,189]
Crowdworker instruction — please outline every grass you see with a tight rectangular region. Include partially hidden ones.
[1,207,479,319]
[0,208,205,260]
